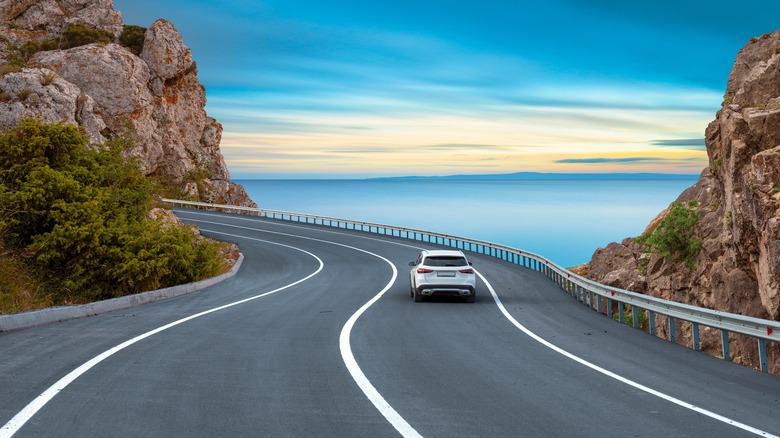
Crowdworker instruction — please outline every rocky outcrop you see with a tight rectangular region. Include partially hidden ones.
[587,31,780,374]
[0,67,106,144]
[0,1,254,207]
[1,0,122,36]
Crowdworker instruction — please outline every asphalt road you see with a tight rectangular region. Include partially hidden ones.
[1,210,779,437]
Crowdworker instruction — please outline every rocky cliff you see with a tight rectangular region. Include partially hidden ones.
[587,31,780,374]
[0,0,254,206]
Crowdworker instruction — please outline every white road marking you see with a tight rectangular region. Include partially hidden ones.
[186,211,778,437]
[148,211,777,436]
[475,270,778,438]
[0,233,324,438]
[175,209,424,250]
[183,216,423,437]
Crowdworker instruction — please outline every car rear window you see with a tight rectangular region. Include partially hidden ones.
[424,256,468,267]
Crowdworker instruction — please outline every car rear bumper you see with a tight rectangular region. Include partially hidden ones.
[416,284,475,297]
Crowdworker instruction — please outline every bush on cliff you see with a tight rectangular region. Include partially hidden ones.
[60,23,115,50]
[119,25,146,55]
[636,200,702,269]
[0,118,227,309]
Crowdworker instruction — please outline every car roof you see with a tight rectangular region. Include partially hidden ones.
[422,250,466,257]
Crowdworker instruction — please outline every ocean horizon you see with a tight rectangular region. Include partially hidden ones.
[236,174,699,267]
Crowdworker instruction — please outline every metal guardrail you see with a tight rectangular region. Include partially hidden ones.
[163,198,780,372]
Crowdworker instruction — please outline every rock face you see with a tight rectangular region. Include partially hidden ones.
[1,0,122,36]
[0,1,254,207]
[587,31,780,374]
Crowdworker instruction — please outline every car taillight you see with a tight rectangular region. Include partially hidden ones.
[459,268,474,274]
[417,268,434,273]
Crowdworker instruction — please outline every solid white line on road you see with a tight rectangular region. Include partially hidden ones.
[475,270,778,438]
[0,232,323,438]
[182,210,778,437]
[175,209,425,251]
[337,254,423,438]
[183,215,424,438]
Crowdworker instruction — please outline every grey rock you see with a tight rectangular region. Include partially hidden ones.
[2,0,123,36]
[0,68,106,144]
[140,19,194,81]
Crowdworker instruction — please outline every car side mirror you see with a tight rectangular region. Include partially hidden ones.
[408,261,416,266]
[469,262,473,266]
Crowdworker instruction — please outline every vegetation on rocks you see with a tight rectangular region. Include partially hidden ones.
[0,118,231,313]
[119,25,146,55]
[60,23,115,50]
[1,23,147,72]
[636,200,702,269]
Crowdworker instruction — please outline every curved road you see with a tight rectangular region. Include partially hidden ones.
[1,210,779,437]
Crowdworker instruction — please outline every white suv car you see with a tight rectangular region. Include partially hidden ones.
[409,250,476,303]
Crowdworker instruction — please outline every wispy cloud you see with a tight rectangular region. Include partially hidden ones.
[555,157,661,164]
[116,0,752,178]
[650,139,707,149]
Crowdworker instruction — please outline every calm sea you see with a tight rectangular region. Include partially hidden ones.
[235,177,698,267]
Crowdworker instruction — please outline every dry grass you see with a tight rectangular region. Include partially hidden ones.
[217,242,240,274]
[0,244,53,314]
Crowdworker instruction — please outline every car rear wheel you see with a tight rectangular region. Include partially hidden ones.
[413,289,423,302]
[465,292,475,303]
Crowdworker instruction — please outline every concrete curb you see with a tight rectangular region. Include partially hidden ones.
[0,253,244,333]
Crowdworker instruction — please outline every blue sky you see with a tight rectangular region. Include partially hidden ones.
[114,0,780,178]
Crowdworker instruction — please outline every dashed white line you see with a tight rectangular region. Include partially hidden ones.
[0,233,323,438]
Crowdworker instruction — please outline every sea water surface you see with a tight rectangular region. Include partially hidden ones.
[236,177,698,267]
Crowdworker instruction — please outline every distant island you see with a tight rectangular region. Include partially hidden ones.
[372,172,700,181]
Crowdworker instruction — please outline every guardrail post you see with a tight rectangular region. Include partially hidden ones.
[721,330,730,361]
[692,323,700,351]
[648,310,655,335]
[632,306,639,329]
[758,339,768,372]
[596,294,601,314]
[607,298,613,317]
[668,316,676,343]
[618,302,624,323]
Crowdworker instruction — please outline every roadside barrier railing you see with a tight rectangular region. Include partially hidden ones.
[162,198,780,372]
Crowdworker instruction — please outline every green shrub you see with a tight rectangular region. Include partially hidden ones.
[636,201,702,269]
[60,23,115,50]
[637,258,649,274]
[13,39,58,62]
[0,118,227,305]
[118,25,146,55]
